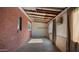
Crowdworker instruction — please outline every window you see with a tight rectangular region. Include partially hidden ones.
[28,21,31,31]
[17,16,22,32]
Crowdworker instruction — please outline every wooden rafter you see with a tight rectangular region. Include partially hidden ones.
[37,7,63,11]
[27,13,55,17]
[42,7,66,10]
[23,7,66,23]
[26,11,56,16]
[36,9,61,15]
[29,15,52,19]
[24,9,60,15]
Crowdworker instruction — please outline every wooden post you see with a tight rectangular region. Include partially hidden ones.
[66,8,71,52]
[52,19,56,45]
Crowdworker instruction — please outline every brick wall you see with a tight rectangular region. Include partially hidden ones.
[0,7,30,51]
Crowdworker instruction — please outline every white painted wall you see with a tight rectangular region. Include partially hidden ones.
[48,20,53,40]
[48,20,53,33]
[32,22,48,38]
[56,12,67,38]
[56,11,67,52]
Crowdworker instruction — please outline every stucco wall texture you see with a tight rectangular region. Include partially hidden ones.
[0,7,30,51]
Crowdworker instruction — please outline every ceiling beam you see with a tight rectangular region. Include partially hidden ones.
[30,16,53,22]
[47,7,68,23]
[23,7,66,23]
[24,9,36,13]
[37,7,62,11]
[32,21,47,23]
[36,9,61,15]
[42,7,66,10]
[26,11,56,16]
[24,9,60,15]
[27,13,55,17]
[32,19,49,23]
[29,16,52,19]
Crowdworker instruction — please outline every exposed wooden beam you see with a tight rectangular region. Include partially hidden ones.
[23,7,66,23]
[37,7,62,11]
[29,16,52,19]
[47,7,68,23]
[30,16,51,21]
[26,11,56,16]
[24,9,36,12]
[52,7,69,21]
[24,9,60,15]
[42,7,66,10]
[32,21,47,23]
[27,13,55,17]
[36,9,61,15]
[33,19,49,23]
[23,7,36,10]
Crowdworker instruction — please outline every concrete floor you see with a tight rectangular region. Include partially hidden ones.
[16,38,59,52]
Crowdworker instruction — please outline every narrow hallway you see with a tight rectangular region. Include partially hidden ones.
[16,38,59,52]
[0,7,76,52]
